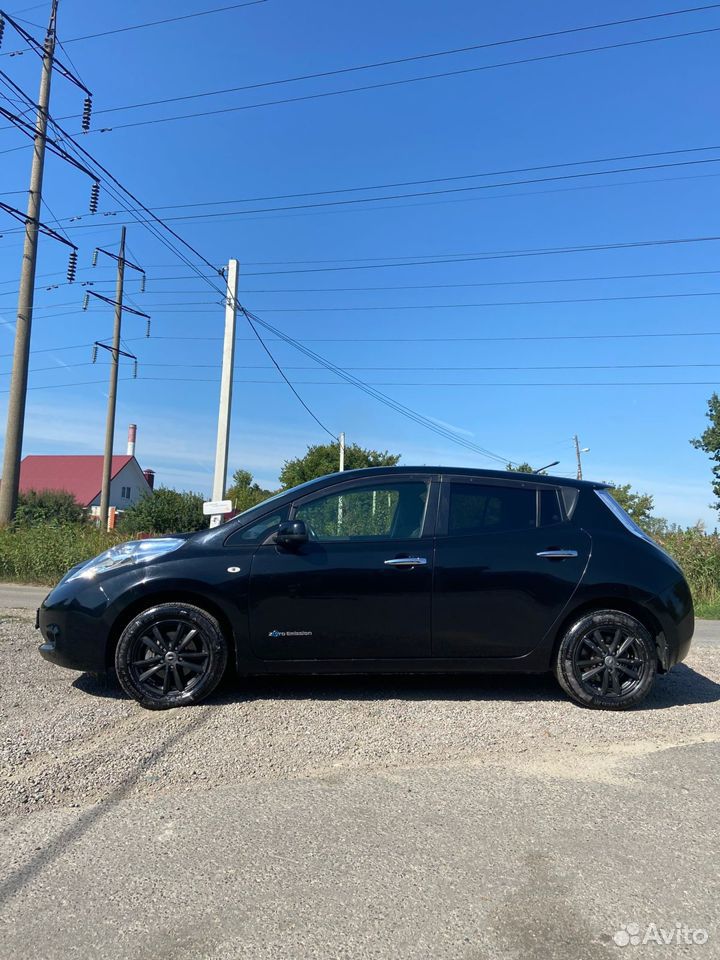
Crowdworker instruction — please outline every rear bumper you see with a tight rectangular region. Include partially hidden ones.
[644,578,694,670]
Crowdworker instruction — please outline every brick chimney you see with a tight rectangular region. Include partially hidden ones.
[127,423,137,457]
[143,469,155,491]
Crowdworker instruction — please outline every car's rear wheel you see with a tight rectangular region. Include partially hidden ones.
[115,602,228,710]
[554,609,657,710]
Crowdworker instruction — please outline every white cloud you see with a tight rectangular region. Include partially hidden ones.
[425,415,475,438]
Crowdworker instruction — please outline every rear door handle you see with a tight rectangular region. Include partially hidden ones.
[384,557,428,567]
[536,549,578,559]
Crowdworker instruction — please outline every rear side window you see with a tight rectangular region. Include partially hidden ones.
[448,483,536,536]
[539,488,563,527]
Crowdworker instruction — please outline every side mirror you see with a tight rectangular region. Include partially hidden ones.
[275,519,308,547]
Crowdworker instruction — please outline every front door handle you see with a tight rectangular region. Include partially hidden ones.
[536,549,578,559]
[384,557,428,567]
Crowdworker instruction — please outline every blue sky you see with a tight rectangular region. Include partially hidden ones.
[1,0,719,525]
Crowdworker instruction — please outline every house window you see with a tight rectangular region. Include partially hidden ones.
[121,486,131,500]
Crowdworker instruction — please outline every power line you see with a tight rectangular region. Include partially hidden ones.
[104,267,720,293]
[10,358,720,378]
[15,167,718,235]
[22,286,720,314]
[0,1,269,55]
[51,3,720,120]
[6,328,720,362]
[241,307,517,466]
[53,155,718,224]
[87,361,720,372]
[22,289,720,316]
[18,120,337,449]
[237,235,720,275]
[9,265,720,292]
[4,376,720,395]
[97,143,720,212]
[70,290,720,311]
[0,377,132,394]
[82,26,720,135]
[242,311,337,440]
[40,113,227,289]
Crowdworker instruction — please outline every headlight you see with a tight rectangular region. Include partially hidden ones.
[66,538,185,582]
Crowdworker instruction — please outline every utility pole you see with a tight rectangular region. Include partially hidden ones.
[98,226,126,529]
[339,432,345,471]
[212,259,239,505]
[0,0,58,527]
[574,434,589,481]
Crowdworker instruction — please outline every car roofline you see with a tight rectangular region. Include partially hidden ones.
[311,465,609,490]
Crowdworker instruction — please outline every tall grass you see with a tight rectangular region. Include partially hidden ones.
[0,524,126,585]
[2,524,720,618]
[659,530,720,615]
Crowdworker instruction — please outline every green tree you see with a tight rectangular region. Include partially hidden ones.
[506,462,541,474]
[279,442,401,489]
[607,483,655,527]
[118,487,207,535]
[226,469,275,512]
[14,489,85,527]
[691,392,720,513]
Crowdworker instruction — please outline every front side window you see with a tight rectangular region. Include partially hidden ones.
[447,482,536,536]
[295,481,429,541]
[225,511,286,546]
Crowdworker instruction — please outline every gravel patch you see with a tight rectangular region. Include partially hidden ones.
[2,609,719,817]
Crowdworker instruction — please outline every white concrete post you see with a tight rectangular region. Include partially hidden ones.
[212,259,239,507]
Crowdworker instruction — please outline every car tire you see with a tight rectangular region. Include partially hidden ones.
[115,602,228,710]
[554,609,657,710]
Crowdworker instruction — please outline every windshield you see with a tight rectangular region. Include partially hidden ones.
[221,476,325,527]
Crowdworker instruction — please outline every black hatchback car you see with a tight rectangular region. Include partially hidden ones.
[38,466,693,711]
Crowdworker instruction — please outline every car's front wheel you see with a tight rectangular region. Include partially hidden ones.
[115,602,228,710]
[554,609,657,710]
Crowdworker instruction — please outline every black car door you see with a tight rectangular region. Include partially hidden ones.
[433,477,591,659]
[248,476,438,660]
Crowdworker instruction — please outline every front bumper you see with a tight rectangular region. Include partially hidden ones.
[36,581,113,673]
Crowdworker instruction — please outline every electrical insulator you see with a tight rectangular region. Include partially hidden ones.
[89,181,100,214]
[91,248,98,267]
[81,96,93,133]
[82,292,90,311]
[133,360,138,379]
[91,344,98,364]
[0,17,5,50]
[140,273,146,293]
[66,249,78,283]
[145,318,151,338]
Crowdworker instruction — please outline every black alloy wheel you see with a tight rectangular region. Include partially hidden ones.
[555,609,657,710]
[115,602,228,710]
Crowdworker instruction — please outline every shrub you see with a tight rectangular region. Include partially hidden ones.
[118,486,206,535]
[14,489,85,527]
[0,524,126,584]
[658,530,720,610]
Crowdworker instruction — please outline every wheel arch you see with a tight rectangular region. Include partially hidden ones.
[548,596,664,668]
[105,589,238,670]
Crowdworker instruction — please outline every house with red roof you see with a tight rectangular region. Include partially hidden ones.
[18,454,155,513]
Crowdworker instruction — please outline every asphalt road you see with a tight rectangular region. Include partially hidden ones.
[1,603,718,959]
[0,581,48,609]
